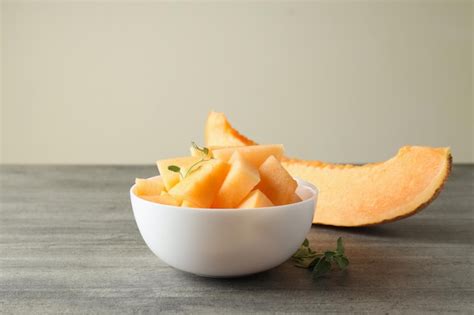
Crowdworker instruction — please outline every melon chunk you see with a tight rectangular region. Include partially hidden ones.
[156,156,201,191]
[256,155,298,206]
[181,200,200,208]
[290,193,302,204]
[238,190,274,208]
[190,144,212,159]
[140,193,181,206]
[212,152,260,208]
[134,178,165,196]
[168,159,230,208]
[212,144,284,168]
[190,145,229,158]
[205,111,452,226]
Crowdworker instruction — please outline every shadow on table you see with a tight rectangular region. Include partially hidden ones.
[175,222,470,290]
[312,219,472,245]
[177,244,427,295]
[177,258,364,292]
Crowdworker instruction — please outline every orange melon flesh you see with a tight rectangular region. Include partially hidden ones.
[257,155,298,206]
[181,200,200,208]
[213,144,284,168]
[238,189,274,208]
[168,159,230,208]
[290,193,302,204]
[190,145,229,158]
[156,156,201,191]
[140,193,181,206]
[212,152,261,208]
[190,147,209,158]
[205,112,452,226]
[134,178,165,196]
[284,147,452,226]
[205,112,256,147]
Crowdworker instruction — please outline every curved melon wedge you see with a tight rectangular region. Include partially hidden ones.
[283,147,451,226]
[205,112,452,227]
[205,111,257,147]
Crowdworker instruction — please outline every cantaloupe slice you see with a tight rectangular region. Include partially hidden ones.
[205,112,257,147]
[238,190,274,208]
[168,159,230,208]
[205,112,452,226]
[156,156,201,191]
[134,178,165,196]
[213,144,284,168]
[140,193,181,206]
[257,155,298,206]
[212,152,261,208]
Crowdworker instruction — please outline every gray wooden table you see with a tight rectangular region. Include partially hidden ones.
[1,165,472,314]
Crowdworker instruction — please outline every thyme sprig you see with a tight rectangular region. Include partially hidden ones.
[167,142,213,179]
[291,237,349,278]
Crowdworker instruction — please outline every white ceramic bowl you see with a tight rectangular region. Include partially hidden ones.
[130,177,318,277]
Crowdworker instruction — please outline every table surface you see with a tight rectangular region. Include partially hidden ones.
[1,165,472,314]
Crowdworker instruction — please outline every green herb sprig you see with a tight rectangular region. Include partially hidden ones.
[291,237,349,278]
[191,141,209,157]
[167,142,213,179]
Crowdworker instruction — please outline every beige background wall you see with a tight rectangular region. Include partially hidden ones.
[1,1,472,164]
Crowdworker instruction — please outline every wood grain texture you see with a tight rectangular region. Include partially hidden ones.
[1,165,473,314]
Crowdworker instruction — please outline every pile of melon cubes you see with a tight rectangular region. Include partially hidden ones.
[134,144,302,209]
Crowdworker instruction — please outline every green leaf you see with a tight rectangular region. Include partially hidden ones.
[334,255,349,270]
[324,251,336,260]
[312,257,331,278]
[291,240,322,269]
[167,165,181,173]
[308,257,321,269]
[192,142,209,155]
[336,237,344,255]
[182,143,213,178]
[291,247,318,261]
[293,257,316,269]
[291,237,349,279]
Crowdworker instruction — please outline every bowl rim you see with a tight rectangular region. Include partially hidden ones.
[130,176,318,212]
